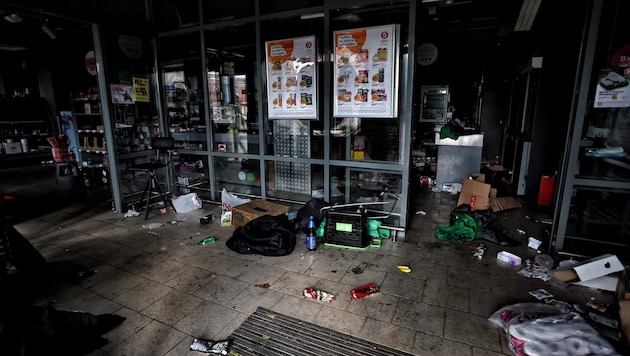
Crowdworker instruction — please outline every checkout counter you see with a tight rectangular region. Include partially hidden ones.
[435,132,484,186]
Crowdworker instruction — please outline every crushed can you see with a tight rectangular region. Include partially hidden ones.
[350,283,380,299]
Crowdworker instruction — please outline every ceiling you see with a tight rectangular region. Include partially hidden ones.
[0,1,556,58]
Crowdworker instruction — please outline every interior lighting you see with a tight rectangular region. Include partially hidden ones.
[300,12,324,20]
[514,0,541,32]
[41,21,57,39]
[3,13,23,23]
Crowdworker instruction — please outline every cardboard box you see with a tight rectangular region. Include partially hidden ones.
[457,179,491,210]
[231,199,289,228]
[551,254,624,291]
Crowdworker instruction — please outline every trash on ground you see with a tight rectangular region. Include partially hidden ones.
[497,250,522,266]
[189,338,231,354]
[528,288,553,300]
[415,210,427,215]
[468,242,486,259]
[124,209,140,217]
[197,237,216,246]
[350,283,380,299]
[303,287,335,302]
[516,228,526,235]
[586,297,609,313]
[527,236,542,250]
[397,265,411,273]
[142,223,164,230]
[200,214,215,225]
[518,259,551,281]
[255,283,270,288]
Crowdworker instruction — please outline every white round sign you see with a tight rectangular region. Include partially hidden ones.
[416,43,438,66]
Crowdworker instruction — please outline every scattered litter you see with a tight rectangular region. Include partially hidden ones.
[527,237,542,250]
[588,312,618,329]
[200,214,215,225]
[350,283,380,299]
[190,338,230,354]
[431,182,462,194]
[529,288,553,300]
[160,245,167,251]
[415,210,427,215]
[147,231,160,237]
[586,297,608,313]
[517,259,551,281]
[351,266,363,274]
[142,223,164,230]
[497,251,522,265]
[197,237,216,246]
[516,229,526,235]
[124,209,141,217]
[397,265,412,273]
[468,242,486,259]
[303,287,335,302]
[255,283,270,288]
[545,299,573,310]
[534,254,554,270]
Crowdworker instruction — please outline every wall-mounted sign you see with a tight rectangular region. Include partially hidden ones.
[110,84,135,104]
[265,35,317,119]
[85,50,97,75]
[118,35,142,59]
[416,43,438,66]
[594,68,630,108]
[333,24,399,118]
[133,77,150,102]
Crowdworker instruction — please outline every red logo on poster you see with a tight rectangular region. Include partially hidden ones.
[306,41,312,49]
[380,31,389,40]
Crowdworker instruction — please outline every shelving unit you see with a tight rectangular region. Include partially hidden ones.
[0,96,55,162]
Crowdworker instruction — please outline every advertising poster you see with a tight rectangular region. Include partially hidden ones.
[594,68,630,108]
[110,84,135,104]
[59,111,80,163]
[333,24,398,118]
[133,77,150,102]
[265,36,317,119]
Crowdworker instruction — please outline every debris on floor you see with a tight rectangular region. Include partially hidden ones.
[489,302,621,356]
[350,283,380,299]
[303,287,335,302]
[189,338,231,354]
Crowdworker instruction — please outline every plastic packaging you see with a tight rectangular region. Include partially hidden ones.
[303,287,335,302]
[350,283,380,299]
[497,251,522,266]
[190,338,230,354]
[534,254,554,270]
[197,237,216,246]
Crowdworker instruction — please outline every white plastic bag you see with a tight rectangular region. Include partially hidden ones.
[221,188,250,226]
[172,192,203,213]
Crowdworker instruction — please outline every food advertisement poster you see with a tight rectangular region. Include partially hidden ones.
[334,24,399,118]
[265,36,317,119]
[594,68,630,108]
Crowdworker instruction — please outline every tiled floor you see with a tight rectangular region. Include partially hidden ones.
[1,165,623,355]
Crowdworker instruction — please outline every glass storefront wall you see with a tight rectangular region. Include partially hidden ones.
[153,0,413,230]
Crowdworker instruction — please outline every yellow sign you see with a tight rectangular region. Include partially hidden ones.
[133,77,150,102]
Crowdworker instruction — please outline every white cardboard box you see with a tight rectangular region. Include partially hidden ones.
[551,254,624,291]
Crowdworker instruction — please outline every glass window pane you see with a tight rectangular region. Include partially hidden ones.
[206,24,259,154]
[174,154,211,199]
[259,0,323,16]
[204,0,255,23]
[214,157,261,197]
[155,0,201,32]
[266,161,323,203]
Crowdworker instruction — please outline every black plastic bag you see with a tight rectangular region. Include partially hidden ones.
[226,215,296,256]
[293,198,328,233]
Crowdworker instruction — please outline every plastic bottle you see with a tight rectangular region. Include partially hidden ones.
[306,216,317,251]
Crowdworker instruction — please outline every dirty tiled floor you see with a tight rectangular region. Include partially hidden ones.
[1,168,623,355]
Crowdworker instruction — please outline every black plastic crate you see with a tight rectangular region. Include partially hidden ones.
[325,208,370,247]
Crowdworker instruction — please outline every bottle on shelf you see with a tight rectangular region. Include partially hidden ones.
[306,215,317,251]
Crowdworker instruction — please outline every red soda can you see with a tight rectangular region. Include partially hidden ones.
[350,283,380,299]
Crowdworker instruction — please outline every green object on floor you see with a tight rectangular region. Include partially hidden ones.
[367,219,391,239]
[435,214,482,243]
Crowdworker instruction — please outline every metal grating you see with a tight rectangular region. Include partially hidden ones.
[229,307,413,356]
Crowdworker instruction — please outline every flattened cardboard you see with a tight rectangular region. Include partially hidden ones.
[551,254,624,287]
[231,199,289,228]
[574,273,621,292]
[491,197,522,212]
[457,179,490,211]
